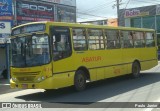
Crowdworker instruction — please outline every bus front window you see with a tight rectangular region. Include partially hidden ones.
[11,34,50,67]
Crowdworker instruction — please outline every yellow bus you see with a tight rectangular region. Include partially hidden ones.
[10,21,158,91]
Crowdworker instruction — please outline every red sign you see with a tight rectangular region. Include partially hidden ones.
[0,16,13,20]
[17,16,54,21]
[16,1,54,24]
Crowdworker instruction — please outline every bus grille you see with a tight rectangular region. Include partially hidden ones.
[13,72,40,83]
[17,76,36,83]
[13,72,40,76]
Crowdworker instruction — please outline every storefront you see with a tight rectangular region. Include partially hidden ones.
[0,21,11,78]
[0,0,12,78]
[119,5,160,51]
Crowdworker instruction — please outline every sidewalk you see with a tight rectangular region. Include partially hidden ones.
[0,76,21,95]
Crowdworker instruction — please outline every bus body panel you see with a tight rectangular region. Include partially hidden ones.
[10,21,158,90]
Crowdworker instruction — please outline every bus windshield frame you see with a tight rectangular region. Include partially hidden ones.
[10,33,51,68]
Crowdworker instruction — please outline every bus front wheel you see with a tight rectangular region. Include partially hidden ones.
[74,70,86,91]
[132,61,140,78]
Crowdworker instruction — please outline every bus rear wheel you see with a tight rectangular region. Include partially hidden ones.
[74,70,86,91]
[132,61,140,78]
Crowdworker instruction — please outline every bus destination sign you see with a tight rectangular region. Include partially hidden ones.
[12,24,46,36]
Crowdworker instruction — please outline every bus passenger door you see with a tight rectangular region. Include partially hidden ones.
[51,26,74,87]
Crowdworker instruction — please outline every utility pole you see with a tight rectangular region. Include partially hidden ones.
[113,0,121,26]
[117,0,120,26]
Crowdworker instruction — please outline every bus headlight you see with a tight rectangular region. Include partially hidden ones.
[41,76,45,80]
[12,77,17,82]
[37,76,45,82]
[37,77,42,82]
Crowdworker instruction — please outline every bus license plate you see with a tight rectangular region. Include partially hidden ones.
[22,84,28,89]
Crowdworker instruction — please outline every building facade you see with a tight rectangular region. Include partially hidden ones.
[80,18,118,27]
[14,0,76,25]
[119,5,160,48]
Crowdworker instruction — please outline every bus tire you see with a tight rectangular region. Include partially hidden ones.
[74,70,86,91]
[132,61,140,78]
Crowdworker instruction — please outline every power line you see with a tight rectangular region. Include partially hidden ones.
[77,16,89,20]
[77,1,115,14]
[85,1,115,13]
[77,2,111,12]
[124,0,131,9]
[77,0,120,22]
[77,12,108,19]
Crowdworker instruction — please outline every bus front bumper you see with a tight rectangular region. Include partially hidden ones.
[10,73,74,89]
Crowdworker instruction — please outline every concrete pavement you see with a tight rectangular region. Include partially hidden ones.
[0,76,21,95]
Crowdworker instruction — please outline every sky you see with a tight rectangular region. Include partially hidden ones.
[76,0,160,22]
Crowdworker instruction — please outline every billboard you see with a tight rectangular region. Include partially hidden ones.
[0,22,11,44]
[16,1,54,25]
[0,0,12,16]
[39,0,76,7]
[0,22,11,33]
[57,5,76,23]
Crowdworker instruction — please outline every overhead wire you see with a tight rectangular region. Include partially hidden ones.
[77,1,115,14]
[77,12,108,19]
[77,0,116,21]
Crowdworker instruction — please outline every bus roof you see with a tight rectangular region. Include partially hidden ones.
[12,21,155,32]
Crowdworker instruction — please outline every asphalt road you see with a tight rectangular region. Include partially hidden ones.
[0,63,160,111]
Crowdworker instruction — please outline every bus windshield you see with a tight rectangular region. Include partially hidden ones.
[11,34,50,67]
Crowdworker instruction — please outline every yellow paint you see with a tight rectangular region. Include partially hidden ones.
[10,21,158,90]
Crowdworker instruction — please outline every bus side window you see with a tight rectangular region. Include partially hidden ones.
[73,28,87,51]
[105,30,120,49]
[134,32,145,48]
[121,30,134,48]
[52,27,72,61]
[146,32,155,47]
[88,29,104,50]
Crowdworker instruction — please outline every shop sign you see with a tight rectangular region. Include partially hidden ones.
[0,0,12,16]
[124,9,149,18]
[0,22,11,44]
[0,22,11,34]
[16,1,54,23]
